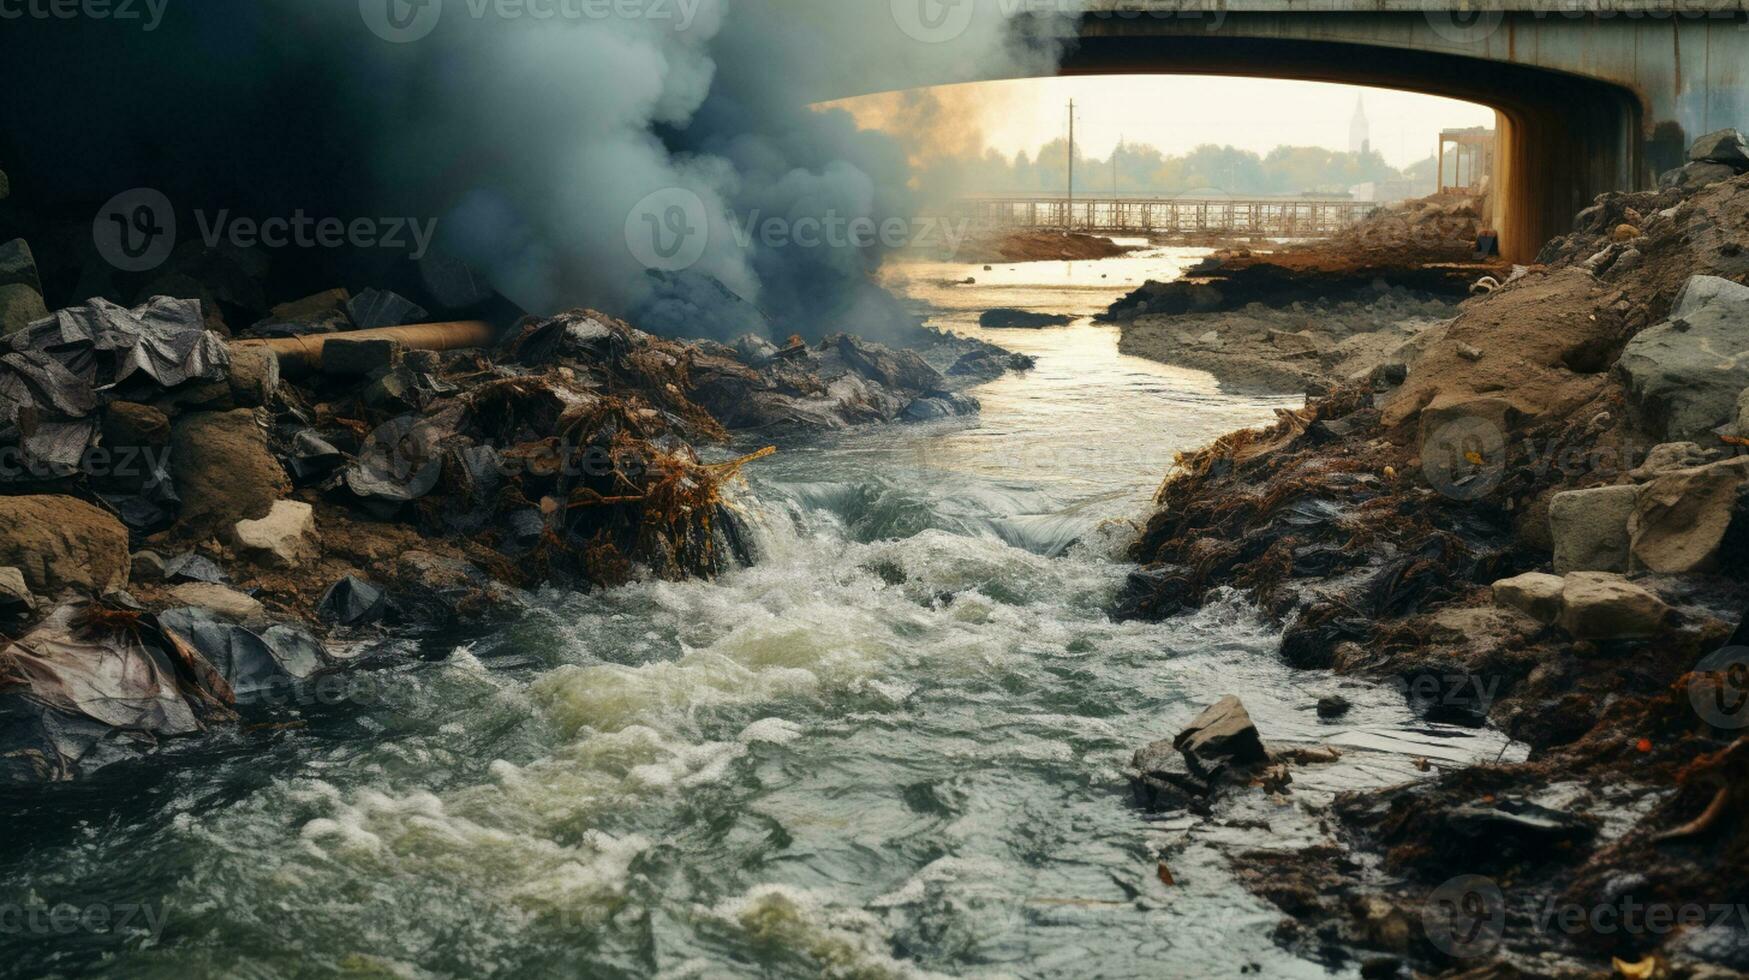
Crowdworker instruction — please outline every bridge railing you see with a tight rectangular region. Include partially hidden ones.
[942,197,1381,238]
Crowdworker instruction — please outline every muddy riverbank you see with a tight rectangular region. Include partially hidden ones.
[1115,146,1749,977]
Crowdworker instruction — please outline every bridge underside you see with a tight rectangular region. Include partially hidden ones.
[1061,31,1643,263]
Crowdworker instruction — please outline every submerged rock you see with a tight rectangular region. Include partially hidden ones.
[978,308,1072,329]
[1174,694,1269,775]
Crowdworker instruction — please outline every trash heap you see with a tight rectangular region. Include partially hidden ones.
[1113,139,1749,975]
[0,285,1027,782]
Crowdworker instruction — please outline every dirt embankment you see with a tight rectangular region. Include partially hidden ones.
[951,229,1140,264]
[1119,143,1749,977]
[1099,195,1507,396]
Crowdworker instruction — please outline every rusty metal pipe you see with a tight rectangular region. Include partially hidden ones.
[233,320,496,377]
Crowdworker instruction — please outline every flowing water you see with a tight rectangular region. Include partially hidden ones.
[2,245,1522,979]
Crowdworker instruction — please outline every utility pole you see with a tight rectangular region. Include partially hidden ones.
[1065,99,1075,232]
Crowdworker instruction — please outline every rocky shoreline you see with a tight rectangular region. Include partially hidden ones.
[1113,136,1749,976]
[0,268,1031,784]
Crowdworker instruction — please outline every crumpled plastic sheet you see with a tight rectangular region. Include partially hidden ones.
[0,296,228,484]
[157,607,329,700]
[10,296,229,394]
[317,575,386,627]
[0,605,236,781]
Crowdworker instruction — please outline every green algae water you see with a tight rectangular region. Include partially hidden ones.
[1,246,1520,979]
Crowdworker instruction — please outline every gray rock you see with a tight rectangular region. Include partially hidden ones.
[0,168,8,200]
[899,392,979,422]
[1128,739,1214,812]
[1492,572,1566,624]
[345,288,427,330]
[1617,275,1749,441]
[1173,694,1269,775]
[1688,128,1749,169]
[1316,695,1352,719]
[1557,572,1668,640]
[1549,484,1638,573]
[1628,441,1717,482]
[1659,161,1739,190]
[0,283,47,337]
[1628,456,1749,574]
[0,238,41,292]
[1739,387,1749,438]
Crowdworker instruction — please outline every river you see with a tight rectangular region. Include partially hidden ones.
[1,244,1520,979]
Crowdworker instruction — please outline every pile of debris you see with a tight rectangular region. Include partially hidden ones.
[0,282,1027,783]
[1114,135,1749,976]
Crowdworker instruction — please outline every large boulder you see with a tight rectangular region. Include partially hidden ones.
[1659,162,1739,191]
[0,496,129,596]
[1628,456,1749,574]
[1548,484,1637,573]
[1617,276,1749,441]
[1688,128,1749,169]
[1557,572,1669,640]
[167,410,289,543]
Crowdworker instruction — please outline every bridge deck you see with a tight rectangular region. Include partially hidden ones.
[951,197,1380,238]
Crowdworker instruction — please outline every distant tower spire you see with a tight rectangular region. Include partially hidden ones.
[1349,95,1371,155]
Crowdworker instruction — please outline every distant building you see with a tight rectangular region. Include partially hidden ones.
[1349,96,1371,155]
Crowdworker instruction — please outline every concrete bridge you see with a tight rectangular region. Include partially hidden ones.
[868,0,1749,261]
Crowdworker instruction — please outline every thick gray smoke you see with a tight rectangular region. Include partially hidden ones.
[339,0,1079,343]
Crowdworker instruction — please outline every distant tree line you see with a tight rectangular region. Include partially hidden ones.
[926,138,1445,198]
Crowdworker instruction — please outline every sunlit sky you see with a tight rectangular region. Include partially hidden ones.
[831,76,1496,170]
